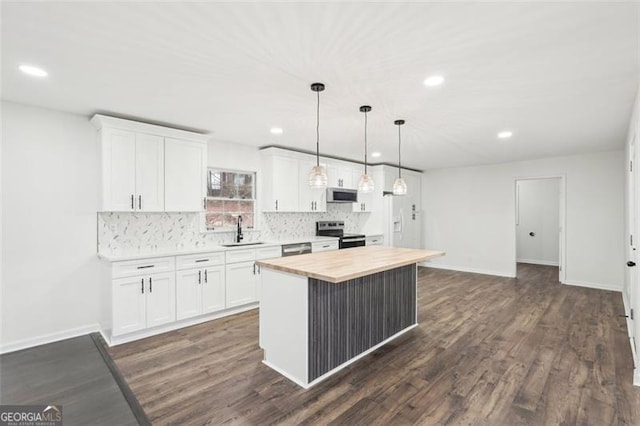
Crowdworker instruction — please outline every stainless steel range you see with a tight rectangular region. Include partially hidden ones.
[316,221,366,249]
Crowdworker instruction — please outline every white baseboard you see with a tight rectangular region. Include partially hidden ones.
[420,262,515,278]
[0,323,100,355]
[105,303,258,346]
[634,369,640,387]
[562,280,622,293]
[516,258,559,267]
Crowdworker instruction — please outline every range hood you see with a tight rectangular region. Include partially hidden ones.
[326,187,358,203]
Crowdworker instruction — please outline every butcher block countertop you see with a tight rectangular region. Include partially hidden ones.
[256,246,445,283]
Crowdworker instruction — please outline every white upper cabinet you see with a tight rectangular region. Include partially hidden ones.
[262,155,299,212]
[92,114,209,213]
[298,160,327,212]
[99,129,163,212]
[135,133,165,212]
[327,163,354,189]
[101,128,137,211]
[164,138,207,212]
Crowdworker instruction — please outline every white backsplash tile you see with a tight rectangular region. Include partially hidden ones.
[97,203,368,256]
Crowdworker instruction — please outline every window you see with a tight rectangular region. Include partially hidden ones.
[206,169,256,230]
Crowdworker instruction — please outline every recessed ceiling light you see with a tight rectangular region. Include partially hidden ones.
[423,75,444,87]
[270,127,283,135]
[371,152,381,158]
[498,131,513,139]
[19,64,48,78]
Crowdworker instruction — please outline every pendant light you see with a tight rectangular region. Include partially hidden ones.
[358,105,375,193]
[309,82,328,187]
[392,119,408,195]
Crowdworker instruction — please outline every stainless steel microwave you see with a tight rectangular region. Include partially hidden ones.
[326,187,358,203]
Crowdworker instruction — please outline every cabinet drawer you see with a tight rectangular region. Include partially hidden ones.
[255,245,281,260]
[176,251,225,270]
[366,236,384,246]
[112,256,175,279]
[225,249,255,264]
[312,241,339,252]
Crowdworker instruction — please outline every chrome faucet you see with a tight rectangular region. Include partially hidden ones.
[236,216,243,243]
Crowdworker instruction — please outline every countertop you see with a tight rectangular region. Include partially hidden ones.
[256,246,445,283]
[97,236,339,262]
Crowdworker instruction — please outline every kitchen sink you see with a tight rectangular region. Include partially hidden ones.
[220,242,266,247]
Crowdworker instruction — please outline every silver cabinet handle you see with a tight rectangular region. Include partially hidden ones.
[198,270,201,284]
[137,265,154,269]
[253,263,256,274]
[204,269,208,283]
[141,278,144,294]
[195,259,208,263]
[322,244,330,248]
[131,194,134,210]
[275,200,278,211]
[149,277,152,292]
[138,195,142,210]
[203,197,206,209]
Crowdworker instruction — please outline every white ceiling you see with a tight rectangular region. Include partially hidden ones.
[2,2,639,170]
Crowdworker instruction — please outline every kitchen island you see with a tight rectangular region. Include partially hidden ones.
[256,246,445,388]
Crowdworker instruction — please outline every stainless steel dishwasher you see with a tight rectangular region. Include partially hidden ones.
[281,242,312,257]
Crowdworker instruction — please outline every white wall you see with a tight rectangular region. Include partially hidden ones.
[516,178,560,265]
[423,150,625,291]
[1,101,100,352]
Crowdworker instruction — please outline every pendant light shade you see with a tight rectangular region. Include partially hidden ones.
[309,82,328,188]
[358,105,374,193]
[393,119,408,196]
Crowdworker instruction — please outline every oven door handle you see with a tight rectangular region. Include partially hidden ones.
[342,238,366,243]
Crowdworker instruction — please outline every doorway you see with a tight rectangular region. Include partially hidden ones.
[515,176,566,282]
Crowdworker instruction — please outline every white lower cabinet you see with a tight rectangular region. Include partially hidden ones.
[105,246,280,343]
[225,261,257,308]
[176,265,225,320]
[112,271,176,336]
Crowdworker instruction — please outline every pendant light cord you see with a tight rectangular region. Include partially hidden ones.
[398,124,402,178]
[316,90,320,167]
[364,110,368,174]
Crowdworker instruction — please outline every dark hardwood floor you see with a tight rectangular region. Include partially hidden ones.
[109,264,640,425]
[0,335,139,425]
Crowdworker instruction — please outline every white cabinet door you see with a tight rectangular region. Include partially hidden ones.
[176,269,203,320]
[165,138,207,212]
[146,272,176,328]
[112,276,146,336]
[298,160,326,212]
[202,265,226,314]
[135,133,165,212]
[328,164,354,189]
[225,261,257,308]
[101,128,136,211]
[270,156,299,212]
[352,170,374,212]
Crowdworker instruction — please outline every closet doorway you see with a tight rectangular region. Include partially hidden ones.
[515,176,566,282]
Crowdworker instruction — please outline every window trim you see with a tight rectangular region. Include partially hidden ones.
[205,167,257,231]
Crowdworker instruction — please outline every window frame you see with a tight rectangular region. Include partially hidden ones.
[205,167,257,231]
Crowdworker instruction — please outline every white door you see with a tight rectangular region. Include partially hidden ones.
[102,128,136,211]
[146,272,176,328]
[203,266,226,314]
[176,269,203,320]
[164,138,207,212]
[225,261,257,308]
[112,276,146,336]
[135,133,165,212]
